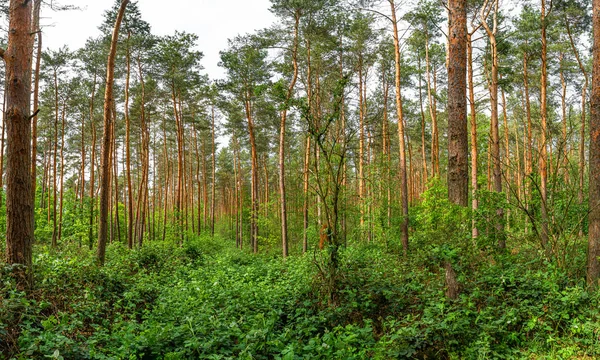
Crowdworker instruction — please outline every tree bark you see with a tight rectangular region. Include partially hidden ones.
[31,0,42,219]
[448,0,469,207]
[51,68,59,248]
[481,0,505,248]
[390,0,409,255]
[57,100,66,243]
[566,21,588,237]
[279,9,299,257]
[4,0,35,289]
[88,73,97,250]
[211,106,217,237]
[97,0,128,265]
[467,32,479,238]
[125,31,134,249]
[540,0,550,250]
[587,0,600,286]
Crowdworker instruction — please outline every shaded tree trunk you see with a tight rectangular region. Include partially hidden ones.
[448,0,469,207]
[587,0,600,287]
[4,0,35,289]
[467,32,479,238]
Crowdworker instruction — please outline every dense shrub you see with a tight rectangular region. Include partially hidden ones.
[2,232,600,359]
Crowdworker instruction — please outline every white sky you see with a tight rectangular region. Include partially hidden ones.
[42,0,277,79]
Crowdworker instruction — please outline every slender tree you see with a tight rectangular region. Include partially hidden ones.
[588,0,600,286]
[97,0,129,265]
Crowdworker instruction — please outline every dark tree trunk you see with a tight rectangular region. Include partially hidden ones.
[448,0,469,207]
[4,0,35,289]
[587,0,600,287]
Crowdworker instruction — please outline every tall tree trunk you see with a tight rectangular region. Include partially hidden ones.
[57,100,66,243]
[97,0,128,265]
[358,54,366,233]
[211,106,217,237]
[417,56,428,188]
[587,0,600,286]
[540,0,550,250]
[467,32,479,238]
[425,33,439,177]
[51,68,59,248]
[125,31,134,249]
[193,122,201,234]
[88,73,97,250]
[135,54,148,247]
[0,90,6,207]
[279,9,299,257]
[481,0,505,248]
[566,21,589,237]
[172,85,184,244]
[501,88,511,229]
[445,0,468,300]
[4,0,34,289]
[390,0,409,255]
[31,0,42,219]
[303,136,310,253]
[448,0,469,207]
[523,50,533,233]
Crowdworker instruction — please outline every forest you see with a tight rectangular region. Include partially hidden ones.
[1,0,600,358]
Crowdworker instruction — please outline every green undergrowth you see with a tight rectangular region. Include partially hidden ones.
[1,235,600,359]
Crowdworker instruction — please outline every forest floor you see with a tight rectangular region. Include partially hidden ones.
[1,234,600,359]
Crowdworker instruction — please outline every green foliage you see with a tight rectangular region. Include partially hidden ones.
[3,233,599,359]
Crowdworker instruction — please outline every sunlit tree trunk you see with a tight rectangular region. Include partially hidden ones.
[57,100,66,243]
[211,106,217,237]
[303,136,310,253]
[124,31,134,249]
[566,21,589,237]
[481,0,505,248]
[97,0,128,265]
[417,56,428,190]
[89,73,97,249]
[467,32,479,238]
[540,0,550,250]
[279,9,299,257]
[51,68,59,248]
[390,0,409,255]
[31,0,42,218]
[425,32,439,177]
